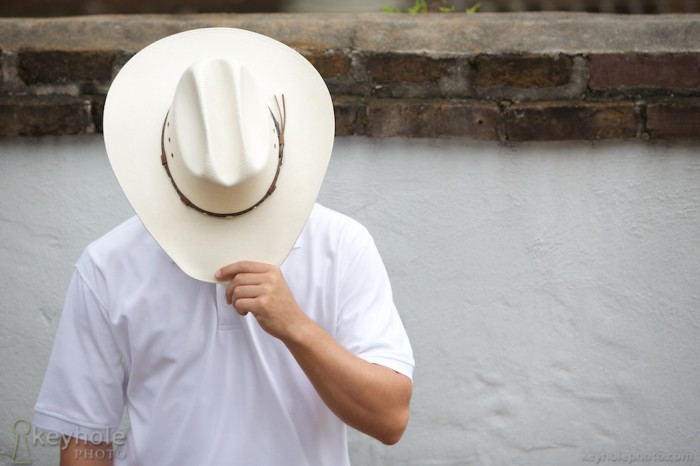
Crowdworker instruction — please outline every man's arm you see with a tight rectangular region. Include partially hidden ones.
[216,261,413,445]
[60,438,114,466]
[283,316,413,445]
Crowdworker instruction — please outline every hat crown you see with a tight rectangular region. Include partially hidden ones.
[163,57,279,214]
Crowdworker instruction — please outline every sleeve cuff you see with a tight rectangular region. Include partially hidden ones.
[359,355,415,381]
[32,409,121,444]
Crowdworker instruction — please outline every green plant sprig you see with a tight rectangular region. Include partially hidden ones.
[382,0,481,13]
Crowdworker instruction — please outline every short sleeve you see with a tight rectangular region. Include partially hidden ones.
[334,227,414,380]
[33,256,126,442]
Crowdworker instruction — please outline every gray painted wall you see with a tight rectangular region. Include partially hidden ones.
[1,136,699,465]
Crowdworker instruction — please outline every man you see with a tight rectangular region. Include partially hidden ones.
[33,28,414,465]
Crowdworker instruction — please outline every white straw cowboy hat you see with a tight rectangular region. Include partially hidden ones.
[103,28,334,283]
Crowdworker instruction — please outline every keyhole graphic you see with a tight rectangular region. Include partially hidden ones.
[11,419,32,465]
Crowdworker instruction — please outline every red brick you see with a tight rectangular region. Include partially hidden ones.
[302,49,350,79]
[0,95,94,136]
[473,54,574,88]
[333,97,366,137]
[589,53,700,89]
[647,100,700,140]
[366,53,454,84]
[18,50,115,85]
[505,101,637,141]
[366,99,500,139]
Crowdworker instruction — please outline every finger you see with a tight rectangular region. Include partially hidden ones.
[226,281,233,305]
[226,273,264,304]
[215,261,270,281]
[230,272,265,288]
[231,284,259,303]
[233,297,256,316]
[225,279,242,305]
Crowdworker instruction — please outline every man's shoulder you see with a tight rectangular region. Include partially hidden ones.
[86,216,152,251]
[295,204,374,259]
[308,203,366,231]
[81,216,163,270]
[306,203,371,242]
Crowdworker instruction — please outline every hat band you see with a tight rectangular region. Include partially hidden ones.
[160,95,286,218]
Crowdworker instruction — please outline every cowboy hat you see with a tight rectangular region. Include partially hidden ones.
[103,28,334,283]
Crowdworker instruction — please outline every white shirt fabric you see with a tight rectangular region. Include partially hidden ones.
[33,204,414,466]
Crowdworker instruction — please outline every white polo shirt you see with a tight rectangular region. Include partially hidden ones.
[33,204,414,466]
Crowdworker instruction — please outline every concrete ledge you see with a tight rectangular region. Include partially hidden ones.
[1,13,700,140]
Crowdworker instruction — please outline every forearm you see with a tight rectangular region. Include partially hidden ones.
[282,316,412,445]
[60,438,114,466]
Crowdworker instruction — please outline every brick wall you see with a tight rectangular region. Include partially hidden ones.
[1,13,699,141]
[2,0,700,15]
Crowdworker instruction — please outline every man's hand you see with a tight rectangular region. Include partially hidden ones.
[215,261,311,341]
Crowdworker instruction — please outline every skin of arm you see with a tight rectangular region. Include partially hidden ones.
[60,438,114,466]
[215,261,413,445]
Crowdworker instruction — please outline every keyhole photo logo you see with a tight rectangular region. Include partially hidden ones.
[6,419,127,464]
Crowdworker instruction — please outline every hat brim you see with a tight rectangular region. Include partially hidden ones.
[103,28,334,283]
